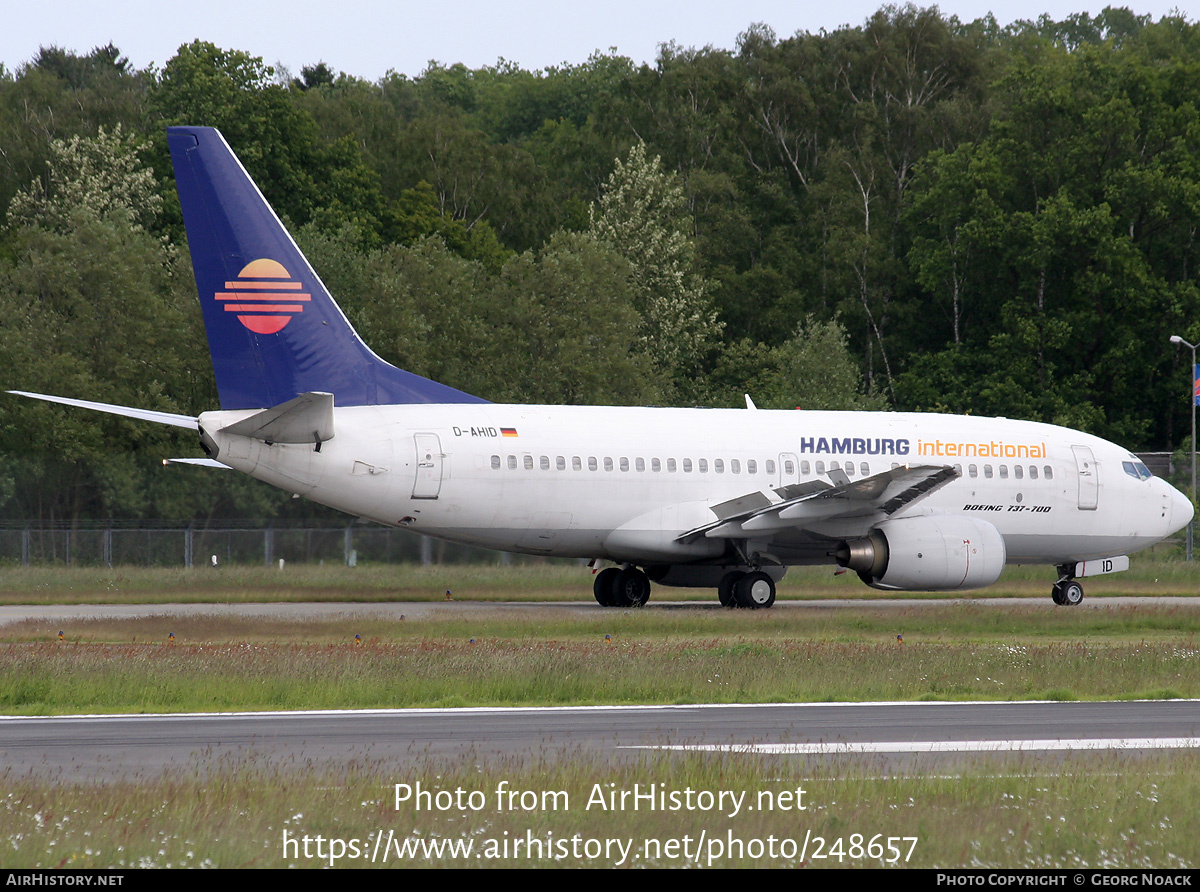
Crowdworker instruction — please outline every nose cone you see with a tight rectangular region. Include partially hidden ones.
[1168,484,1195,536]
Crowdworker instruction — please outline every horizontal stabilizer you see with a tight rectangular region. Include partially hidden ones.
[164,457,230,469]
[6,391,197,429]
[221,392,334,444]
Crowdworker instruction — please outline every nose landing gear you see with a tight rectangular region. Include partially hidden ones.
[1051,565,1084,606]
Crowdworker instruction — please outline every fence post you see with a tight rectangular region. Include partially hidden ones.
[344,523,354,567]
[21,524,29,567]
[103,527,112,569]
[184,522,194,568]
[420,535,432,566]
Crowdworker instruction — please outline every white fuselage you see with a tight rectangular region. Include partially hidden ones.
[199,404,1192,571]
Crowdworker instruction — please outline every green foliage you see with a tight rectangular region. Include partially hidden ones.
[4,13,1200,519]
[589,142,722,397]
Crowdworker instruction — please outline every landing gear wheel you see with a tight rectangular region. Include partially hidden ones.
[613,567,651,608]
[593,567,619,607]
[1051,584,1067,606]
[1060,580,1084,606]
[735,571,776,609]
[718,571,744,608]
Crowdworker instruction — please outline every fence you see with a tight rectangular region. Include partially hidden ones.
[0,520,516,568]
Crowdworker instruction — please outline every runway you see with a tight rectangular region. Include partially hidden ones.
[3,700,1198,780]
[4,595,1200,627]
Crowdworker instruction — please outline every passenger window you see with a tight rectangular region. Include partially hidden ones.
[766,460,776,475]
[860,462,869,476]
[667,458,677,472]
[1044,466,1053,480]
[588,457,598,471]
[1030,465,1038,480]
[798,461,807,475]
[748,460,758,474]
[699,459,709,473]
[714,459,724,473]
[508,455,518,470]
[540,455,550,471]
[619,457,629,472]
[999,465,1008,479]
[969,464,978,478]
[635,457,645,472]
[524,455,534,470]
[604,457,614,471]
[491,455,501,470]
[1014,465,1023,479]
[844,463,855,476]
[683,458,693,472]
[953,463,962,475]
[984,465,993,478]
[651,458,661,472]
[731,459,741,474]
[816,461,826,474]
[556,456,566,471]
[572,456,582,471]
[830,460,840,471]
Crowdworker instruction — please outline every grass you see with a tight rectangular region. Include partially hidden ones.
[2,605,1199,713]
[0,553,1197,604]
[1,562,1198,868]
[2,750,1197,868]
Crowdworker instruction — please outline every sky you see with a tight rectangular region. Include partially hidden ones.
[2,1,1195,81]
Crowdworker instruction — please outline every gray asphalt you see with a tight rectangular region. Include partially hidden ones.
[4,595,1200,627]
[2,700,1198,780]
[3,599,1198,781]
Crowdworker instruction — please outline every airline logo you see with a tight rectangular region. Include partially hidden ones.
[215,259,310,334]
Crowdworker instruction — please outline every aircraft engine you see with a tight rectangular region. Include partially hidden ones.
[834,516,1006,591]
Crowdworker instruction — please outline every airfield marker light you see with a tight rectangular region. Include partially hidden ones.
[1169,334,1197,561]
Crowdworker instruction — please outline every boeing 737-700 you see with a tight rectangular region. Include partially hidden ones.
[8,127,1194,609]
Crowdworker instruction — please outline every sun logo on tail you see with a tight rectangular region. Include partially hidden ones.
[215,259,310,334]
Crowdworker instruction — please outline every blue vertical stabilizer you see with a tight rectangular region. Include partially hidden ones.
[168,126,486,410]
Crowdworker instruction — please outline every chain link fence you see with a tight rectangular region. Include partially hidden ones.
[0,520,514,567]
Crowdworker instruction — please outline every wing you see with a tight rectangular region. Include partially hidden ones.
[676,464,960,543]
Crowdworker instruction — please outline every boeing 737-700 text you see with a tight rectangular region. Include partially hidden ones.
[8,127,1193,609]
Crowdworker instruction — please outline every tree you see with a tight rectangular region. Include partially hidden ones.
[589,142,722,397]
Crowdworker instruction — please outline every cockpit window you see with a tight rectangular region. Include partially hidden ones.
[1122,460,1153,481]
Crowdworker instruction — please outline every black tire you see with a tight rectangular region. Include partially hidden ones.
[593,567,620,607]
[735,571,776,609]
[1051,584,1067,606]
[1061,580,1084,606]
[717,571,744,608]
[613,567,651,608]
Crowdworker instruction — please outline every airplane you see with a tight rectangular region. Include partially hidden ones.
[7,126,1195,609]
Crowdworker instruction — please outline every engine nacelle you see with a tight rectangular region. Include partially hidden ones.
[834,516,1006,591]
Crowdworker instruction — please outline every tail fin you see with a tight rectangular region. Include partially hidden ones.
[168,126,485,410]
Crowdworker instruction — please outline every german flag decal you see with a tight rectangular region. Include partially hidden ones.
[501,428,519,438]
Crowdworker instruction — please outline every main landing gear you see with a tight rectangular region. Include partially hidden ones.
[593,566,651,608]
[1051,565,1084,606]
[718,570,776,609]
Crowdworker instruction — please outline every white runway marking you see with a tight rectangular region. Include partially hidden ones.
[634,737,1200,754]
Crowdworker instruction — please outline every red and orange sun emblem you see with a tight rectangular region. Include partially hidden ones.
[215,259,310,334]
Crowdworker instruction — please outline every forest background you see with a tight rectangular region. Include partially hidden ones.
[1,4,1198,524]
